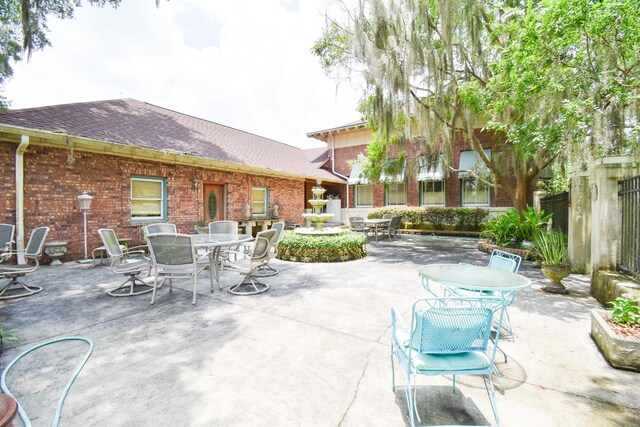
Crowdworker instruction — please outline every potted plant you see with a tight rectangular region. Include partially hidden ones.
[194,220,208,234]
[533,230,570,294]
[591,294,640,371]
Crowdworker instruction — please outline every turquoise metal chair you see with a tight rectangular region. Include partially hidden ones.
[391,296,506,426]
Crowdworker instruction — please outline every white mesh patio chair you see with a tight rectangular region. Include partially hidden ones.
[0,223,15,263]
[98,228,152,297]
[143,223,177,235]
[225,229,276,295]
[391,296,506,427]
[382,215,402,240]
[0,226,49,300]
[146,233,210,305]
[253,221,284,277]
[348,216,369,234]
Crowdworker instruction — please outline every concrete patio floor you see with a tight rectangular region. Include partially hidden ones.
[0,235,639,426]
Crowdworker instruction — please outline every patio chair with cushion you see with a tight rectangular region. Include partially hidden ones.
[146,233,211,305]
[0,223,15,263]
[98,228,153,297]
[0,226,49,300]
[391,296,506,427]
[225,229,276,295]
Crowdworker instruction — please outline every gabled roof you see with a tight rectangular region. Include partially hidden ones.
[306,120,367,140]
[303,147,329,167]
[0,98,343,182]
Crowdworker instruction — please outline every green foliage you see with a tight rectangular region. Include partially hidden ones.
[533,231,569,265]
[0,324,21,348]
[367,207,489,232]
[277,231,366,263]
[481,207,552,246]
[608,295,640,327]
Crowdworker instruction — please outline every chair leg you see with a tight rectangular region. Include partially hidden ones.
[0,278,43,300]
[228,274,269,295]
[192,275,198,305]
[108,273,153,297]
[253,264,278,277]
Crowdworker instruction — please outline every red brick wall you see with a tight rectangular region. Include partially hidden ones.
[0,144,306,261]
[330,131,530,209]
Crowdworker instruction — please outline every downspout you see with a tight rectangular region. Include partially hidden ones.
[15,135,29,264]
[330,133,349,220]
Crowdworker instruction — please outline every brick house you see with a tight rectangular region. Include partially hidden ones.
[0,99,344,261]
[307,120,529,218]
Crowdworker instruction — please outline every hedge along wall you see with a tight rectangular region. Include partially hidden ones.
[366,207,490,232]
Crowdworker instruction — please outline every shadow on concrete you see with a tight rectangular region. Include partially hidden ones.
[394,386,492,426]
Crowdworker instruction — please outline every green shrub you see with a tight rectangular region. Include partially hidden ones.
[533,231,568,264]
[366,207,488,231]
[608,295,640,327]
[278,231,367,262]
[481,207,552,246]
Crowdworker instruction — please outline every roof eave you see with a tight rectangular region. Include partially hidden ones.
[0,124,345,184]
[306,121,368,141]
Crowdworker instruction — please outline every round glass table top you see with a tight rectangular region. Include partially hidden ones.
[418,263,532,291]
[191,233,253,247]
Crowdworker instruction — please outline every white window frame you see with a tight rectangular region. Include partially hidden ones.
[252,187,269,218]
[461,177,491,207]
[130,176,167,221]
[355,184,374,207]
[420,180,446,206]
[385,182,407,206]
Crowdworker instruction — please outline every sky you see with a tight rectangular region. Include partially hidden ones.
[3,0,363,149]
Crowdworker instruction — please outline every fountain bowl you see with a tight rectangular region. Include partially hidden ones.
[294,226,349,236]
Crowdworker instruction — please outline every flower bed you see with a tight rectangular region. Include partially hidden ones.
[277,230,367,262]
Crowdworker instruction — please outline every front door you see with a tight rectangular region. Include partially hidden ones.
[203,184,224,222]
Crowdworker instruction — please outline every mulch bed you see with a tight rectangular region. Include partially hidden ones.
[605,318,640,340]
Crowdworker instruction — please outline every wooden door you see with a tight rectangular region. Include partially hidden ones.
[203,184,224,222]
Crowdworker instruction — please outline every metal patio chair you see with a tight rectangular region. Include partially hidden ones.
[254,221,284,277]
[98,228,152,297]
[143,223,177,235]
[348,216,369,234]
[0,226,49,300]
[391,296,506,427]
[0,223,15,263]
[225,229,276,295]
[146,233,210,305]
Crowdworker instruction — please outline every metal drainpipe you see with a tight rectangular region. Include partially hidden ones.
[330,133,349,220]
[15,135,29,264]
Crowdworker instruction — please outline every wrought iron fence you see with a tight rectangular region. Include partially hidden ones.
[540,191,569,234]
[618,175,640,277]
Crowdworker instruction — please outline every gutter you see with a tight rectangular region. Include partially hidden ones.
[15,135,29,263]
[330,134,350,220]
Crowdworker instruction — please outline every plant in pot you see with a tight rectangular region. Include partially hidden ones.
[533,230,570,294]
[591,294,640,371]
[195,220,208,234]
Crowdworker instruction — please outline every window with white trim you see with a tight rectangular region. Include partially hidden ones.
[461,177,490,206]
[420,181,445,206]
[385,182,407,205]
[355,184,373,207]
[131,176,166,221]
[252,187,269,217]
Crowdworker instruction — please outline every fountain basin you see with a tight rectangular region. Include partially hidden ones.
[294,226,348,236]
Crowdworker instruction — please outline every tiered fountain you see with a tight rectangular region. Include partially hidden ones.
[296,180,346,235]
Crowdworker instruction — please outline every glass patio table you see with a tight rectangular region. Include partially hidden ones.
[418,263,531,295]
[191,233,253,289]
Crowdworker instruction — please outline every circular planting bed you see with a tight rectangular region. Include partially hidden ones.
[277,230,367,262]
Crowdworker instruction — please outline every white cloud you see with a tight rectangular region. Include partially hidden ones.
[4,0,363,148]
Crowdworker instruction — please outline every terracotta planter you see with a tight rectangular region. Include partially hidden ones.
[591,310,640,371]
[541,263,571,294]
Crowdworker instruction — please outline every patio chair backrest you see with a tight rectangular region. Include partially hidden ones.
[144,223,177,235]
[270,222,285,246]
[146,233,196,267]
[349,216,365,231]
[251,229,277,262]
[209,220,238,235]
[24,227,50,260]
[488,249,521,273]
[409,302,494,353]
[382,213,394,220]
[389,215,402,230]
[0,223,15,252]
[98,229,124,260]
